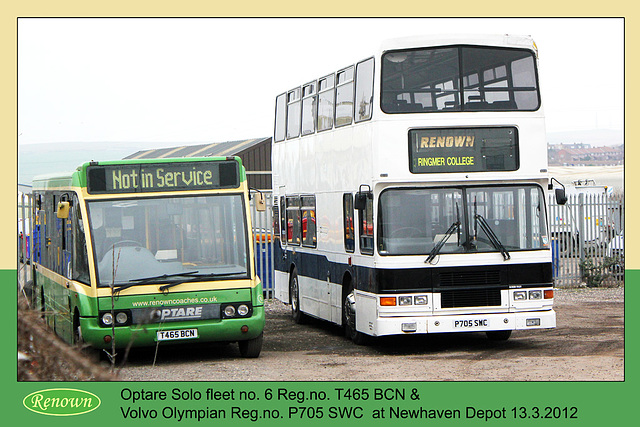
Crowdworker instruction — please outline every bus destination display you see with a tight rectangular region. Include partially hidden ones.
[86,161,240,194]
[409,127,518,174]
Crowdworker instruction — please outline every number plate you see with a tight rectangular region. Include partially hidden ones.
[453,319,489,328]
[157,328,198,341]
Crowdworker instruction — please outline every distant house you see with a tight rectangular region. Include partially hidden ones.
[548,143,623,166]
[125,137,272,190]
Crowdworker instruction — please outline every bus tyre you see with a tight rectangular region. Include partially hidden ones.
[73,311,83,346]
[486,330,512,341]
[290,269,306,324]
[343,289,369,345]
[238,332,263,358]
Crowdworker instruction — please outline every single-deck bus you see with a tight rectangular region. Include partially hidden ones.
[272,34,561,344]
[29,157,265,357]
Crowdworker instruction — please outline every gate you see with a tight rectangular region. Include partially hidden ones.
[250,191,275,298]
[548,192,624,287]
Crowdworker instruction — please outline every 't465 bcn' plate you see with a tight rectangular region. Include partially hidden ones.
[157,328,198,341]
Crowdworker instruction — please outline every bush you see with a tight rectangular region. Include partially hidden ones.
[579,256,619,287]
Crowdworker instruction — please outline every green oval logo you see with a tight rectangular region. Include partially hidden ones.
[23,388,100,416]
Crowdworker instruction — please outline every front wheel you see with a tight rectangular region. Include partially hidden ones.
[486,330,512,341]
[238,333,263,358]
[343,289,370,345]
[290,270,306,324]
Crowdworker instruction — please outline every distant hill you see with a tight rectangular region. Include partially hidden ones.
[18,141,196,185]
[547,129,623,147]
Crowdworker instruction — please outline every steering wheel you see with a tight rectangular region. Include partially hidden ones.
[110,240,144,249]
[390,227,424,238]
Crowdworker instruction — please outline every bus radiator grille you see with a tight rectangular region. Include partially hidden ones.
[440,288,502,308]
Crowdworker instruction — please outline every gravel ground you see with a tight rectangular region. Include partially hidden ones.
[116,287,624,382]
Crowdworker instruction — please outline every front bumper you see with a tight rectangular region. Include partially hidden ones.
[79,306,265,349]
[372,309,556,336]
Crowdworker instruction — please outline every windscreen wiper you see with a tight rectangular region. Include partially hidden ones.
[474,214,511,261]
[113,271,200,293]
[425,220,461,264]
[158,271,247,292]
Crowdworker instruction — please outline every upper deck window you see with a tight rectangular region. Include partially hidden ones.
[381,46,540,113]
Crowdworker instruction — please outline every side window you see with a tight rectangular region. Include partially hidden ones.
[317,74,335,131]
[301,82,317,136]
[286,196,301,245]
[335,66,354,127]
[274,93,287,142]
[355,58,374,123]
[301,196,316,247]
[287,88,301,139]
[272,197,281,241]
[359,195,374,255]
[72,194,90,284]
[280,196,287,244]
[343,193,355,253]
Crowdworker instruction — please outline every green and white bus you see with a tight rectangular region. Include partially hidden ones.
[29,156,265,357]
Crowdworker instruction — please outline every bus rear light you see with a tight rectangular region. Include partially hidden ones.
[380,297,396,306]
[241,325,249,333]
[544,289,554,299]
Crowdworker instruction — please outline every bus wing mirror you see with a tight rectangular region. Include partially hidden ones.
[550,177,567,205]
[57,201,70,219]
[354,193,370,210]
[555,188,568,206]
[355,184,372,210]
[255,192,266,212]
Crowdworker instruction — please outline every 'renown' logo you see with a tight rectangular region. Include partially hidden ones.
[23,388,101,416]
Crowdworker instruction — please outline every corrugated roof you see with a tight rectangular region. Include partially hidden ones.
[124,138,270,160]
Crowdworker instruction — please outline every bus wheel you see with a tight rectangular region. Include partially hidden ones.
[73,311,83,346]
[290,269,306,324]
[486,330,512,341]
[343,288,369,345]
[238,332,263,358]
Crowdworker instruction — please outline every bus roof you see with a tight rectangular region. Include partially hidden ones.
[379,34,536,53]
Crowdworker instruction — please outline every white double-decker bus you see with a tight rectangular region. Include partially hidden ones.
[272,34,560,344]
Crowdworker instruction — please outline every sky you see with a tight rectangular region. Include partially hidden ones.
[17,18,624,147]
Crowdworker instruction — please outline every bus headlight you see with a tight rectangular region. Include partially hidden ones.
[116,312,129,324]
[101,312,114,326]
[237,304,249,316]
[224,305,236,317]
[513,291,527,301]
[414,295,428,305]
[528,290,543,300]
[399,296,413,306]
[99,310,131,327]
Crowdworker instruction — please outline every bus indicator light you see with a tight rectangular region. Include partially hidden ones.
[544,289,554,299]
[380,297,396,306]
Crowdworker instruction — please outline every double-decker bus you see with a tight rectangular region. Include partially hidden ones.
[29,157,265,357]
[272,34,562,344]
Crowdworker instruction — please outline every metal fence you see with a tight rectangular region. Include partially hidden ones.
[249,191,276,298]
[548,192,624,287]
